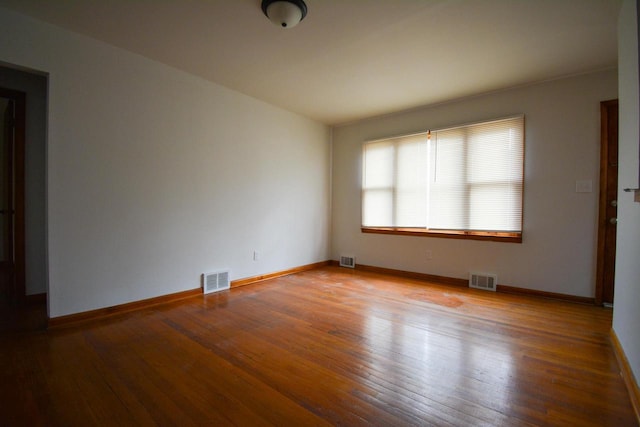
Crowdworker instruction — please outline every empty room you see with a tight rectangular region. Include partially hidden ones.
[0,0,639,425]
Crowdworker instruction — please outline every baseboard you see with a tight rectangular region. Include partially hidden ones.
[48,260,332,328]
[331,260,595,304]
[610,329,640,422]
[48,288,202,329]
[25,292,46,304]
[231,260,331,288]
[47,259,590,329]
[496,284,594,305]
[330,260,467,287]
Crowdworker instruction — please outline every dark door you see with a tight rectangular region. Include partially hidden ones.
[0,89,25,305]
[0,98,14,302]
[596,99,618,306]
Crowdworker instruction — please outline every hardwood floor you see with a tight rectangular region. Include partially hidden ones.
[0,266,636,426]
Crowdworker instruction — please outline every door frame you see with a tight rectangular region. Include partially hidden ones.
[595,99,618,306]
[0,88,26,304]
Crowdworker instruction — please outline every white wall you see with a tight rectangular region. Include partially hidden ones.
[0,8,331,318]
[0,66,47,296]
[332,69,617,298]
[613,0,640,384]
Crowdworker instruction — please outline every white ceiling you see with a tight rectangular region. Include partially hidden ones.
[0,0,622,125]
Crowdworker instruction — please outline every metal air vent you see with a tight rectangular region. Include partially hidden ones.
[469,272,497,292]
[203,270,230,294]
[339,256,356,268]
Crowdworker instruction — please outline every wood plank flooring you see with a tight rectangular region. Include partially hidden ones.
[0,266,637,426]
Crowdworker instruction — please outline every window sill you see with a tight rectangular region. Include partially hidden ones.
[361,227,522,243]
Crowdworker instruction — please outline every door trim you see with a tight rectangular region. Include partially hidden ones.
[595,99,618,306]
[0,88,26,303]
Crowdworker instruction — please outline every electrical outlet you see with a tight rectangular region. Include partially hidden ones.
[253,251,259,261]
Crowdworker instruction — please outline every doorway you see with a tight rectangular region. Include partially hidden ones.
[0,89,25,306]
[595,99,618,306]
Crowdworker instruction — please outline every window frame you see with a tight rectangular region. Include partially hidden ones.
[360,115,524,243]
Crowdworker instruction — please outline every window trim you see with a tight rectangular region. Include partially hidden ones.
[361,226,522,243]
[361,115,524,243]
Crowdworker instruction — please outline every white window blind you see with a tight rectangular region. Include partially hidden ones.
[362,133,428,228]
[362,115,524,234]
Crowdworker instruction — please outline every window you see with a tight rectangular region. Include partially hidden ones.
[362,115,524,242]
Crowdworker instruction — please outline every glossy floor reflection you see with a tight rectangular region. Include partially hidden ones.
[0,266,636,426]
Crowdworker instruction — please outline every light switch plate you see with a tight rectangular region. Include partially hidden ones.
[575,180,593,193]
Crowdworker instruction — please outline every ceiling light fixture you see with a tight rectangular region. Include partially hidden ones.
[261,0,308,29]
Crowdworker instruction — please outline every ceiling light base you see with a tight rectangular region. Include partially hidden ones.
[261,0,308,29]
